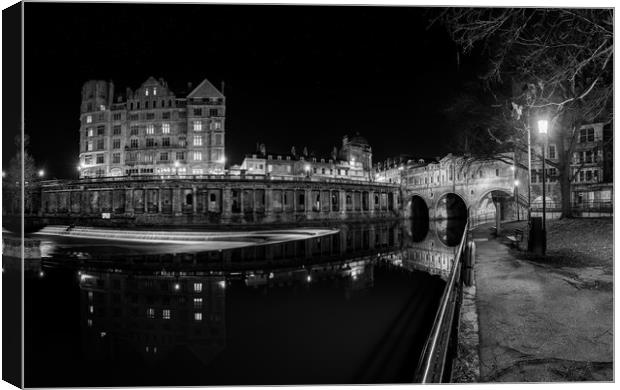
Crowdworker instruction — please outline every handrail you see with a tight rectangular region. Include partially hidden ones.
[415,219,470,383]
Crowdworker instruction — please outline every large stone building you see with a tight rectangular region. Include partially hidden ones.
[78,77,226,178]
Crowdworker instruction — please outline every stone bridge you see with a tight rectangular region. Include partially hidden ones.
[400,154,529,221]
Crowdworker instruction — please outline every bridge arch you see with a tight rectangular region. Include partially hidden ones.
[409,194,430,221]
[475,187,515,222]
[434,191,468,220]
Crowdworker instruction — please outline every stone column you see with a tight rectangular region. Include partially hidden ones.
[125,188,133,215]
[369,190,375,217]
[340,189,347,218]
[192,186,197,214]
[172,186,182,216]
[221,187,232,220]
[265,187,274,219]
[157,188,162,213]
[305,188,312,219]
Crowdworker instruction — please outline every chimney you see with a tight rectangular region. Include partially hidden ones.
[108,80,114,107]
[221,80,225,95]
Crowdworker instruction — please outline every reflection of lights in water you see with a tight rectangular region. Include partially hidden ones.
[306,275,312,282]
[39,271,45,278]
[100,332,106,338]
[218,280,226,289]
[174,283,180,291]
[269,272,274,279]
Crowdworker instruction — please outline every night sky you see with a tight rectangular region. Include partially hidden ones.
[18,2,480,179]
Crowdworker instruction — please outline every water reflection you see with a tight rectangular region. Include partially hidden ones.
[25,219,466,386]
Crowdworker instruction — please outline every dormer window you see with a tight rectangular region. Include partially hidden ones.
[86,115,92,124]
[153,87,157,96]
[145,89,149,96]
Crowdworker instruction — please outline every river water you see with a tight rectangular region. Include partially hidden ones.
[11,219,466,386]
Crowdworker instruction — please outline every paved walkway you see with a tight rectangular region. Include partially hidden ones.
[471,225,613,382]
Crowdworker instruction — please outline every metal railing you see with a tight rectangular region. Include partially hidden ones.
[414,220,470,383]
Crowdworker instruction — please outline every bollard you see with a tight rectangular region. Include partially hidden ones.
[462,241,476,287]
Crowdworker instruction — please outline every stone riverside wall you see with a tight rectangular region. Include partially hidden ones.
[28,175,402,227]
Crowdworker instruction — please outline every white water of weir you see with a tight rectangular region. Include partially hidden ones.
[34,225,338,245]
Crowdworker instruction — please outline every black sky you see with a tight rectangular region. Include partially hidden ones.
[20,2,480,179]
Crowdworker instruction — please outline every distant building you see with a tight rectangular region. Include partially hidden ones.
[78,77,226,178]
[238,133,373,182]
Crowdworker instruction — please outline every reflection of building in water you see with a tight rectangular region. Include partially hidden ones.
[79,271,225,365]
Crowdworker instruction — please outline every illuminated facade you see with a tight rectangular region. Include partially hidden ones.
[78,77,226,178]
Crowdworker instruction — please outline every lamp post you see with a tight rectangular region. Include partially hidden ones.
[538,119,548,255]
[514,178,520,221]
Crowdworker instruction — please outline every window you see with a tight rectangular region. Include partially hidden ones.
[147,308,155,319]
[144,154,153,163]
[112,153,121,164]
[130,139,139,148]
[113,113,122,121]
[128,152,137,162]
[579,170,585,182]
[215,133,222,146]
[585,151,593,163]
[129,113,139,121]
[194,312,202,321]
[162,123,170,134]
[586,170,592,181]
[145,89,149,96]
[587,128,595,142]
[210,108,218,116]
[146,112,155,120]
[130,126,139,135]
[176,151,185,161]
[194,282,202,292]
[193,297,203,308]
[193,151,202,161]
[96,139,104,150]
[193,121,202,131]
[193,135,202,146]
[97,126,105,136]
[192,168,203,175]
[153,87,157,96]
[86,115,92,123]
[87,128,94,137]
[548,144,556,159]
[162,137,170,147]
[162,111,170,119]
[179,138,187,147]
[112,139,121,149]
[193,108,202,116]
[113,125,121,135]
[160,152,168,161]
[146,124,154,134]
[96,154,104,164]
[162,309,170,320]
[495,169,499,177]
[211,120,221,130]
[146,138,155,147]
[85,155,92,165]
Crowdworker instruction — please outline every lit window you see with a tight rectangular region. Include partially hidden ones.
[153,87,157,96]
[194,282,202,292]
[210,121,221,130]
[145,89,149,96]
[193,297,203,308]
[193,151,202,161]
[87,319,93,327]
[193,121,202,131]
[192,168,203,175]
[87,141,93,151]
[87,128,94,137]
[89,305,94,314]
[193,135,202,146]
[194,312,202,321]
[162,309,170,320]
[162,123,170,134]
[146,124,154,134]
[86,115,92,123]
[147,308,155,319]
[99,105,105,111]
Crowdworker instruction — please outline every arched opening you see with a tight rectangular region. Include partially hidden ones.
[436,193,467,220]
[474,190,514,224]
[435,218,468,246]
[410,195,429,220]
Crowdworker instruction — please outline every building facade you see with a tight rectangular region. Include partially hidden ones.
[78,77,226,179]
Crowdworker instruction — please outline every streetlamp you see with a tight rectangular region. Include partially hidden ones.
[174,160,180,176]
[538,119,548,255]
[514,179,520,220]
[38,169,45,178]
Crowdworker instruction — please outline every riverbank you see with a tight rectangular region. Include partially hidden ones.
[465,218,613,382]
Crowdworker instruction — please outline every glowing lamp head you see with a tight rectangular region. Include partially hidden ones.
[174,160,180,168]
[219,156,226,164]
[510,166,515,171]
[38,169,45,177]
[174,283,180,291]
[514,179,520,186]
[304,164,311,172]
[537,119,549,135]
[2,171,5,178]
